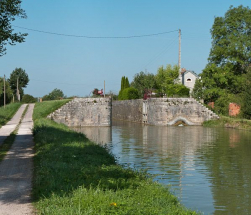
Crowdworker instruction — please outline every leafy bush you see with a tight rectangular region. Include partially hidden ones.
[167,84,190,97]
[42,88,65,101]
[119,87,139,100]
[22,94,37,103]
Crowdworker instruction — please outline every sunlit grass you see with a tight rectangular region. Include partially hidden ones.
[0,103,22,127]
[33,99,71,121]
[203,115,251,130]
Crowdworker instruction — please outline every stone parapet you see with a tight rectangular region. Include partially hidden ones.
[47,98,112,126]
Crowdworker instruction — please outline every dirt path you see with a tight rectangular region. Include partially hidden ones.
[0,104,35,215]
[0,104,27,146]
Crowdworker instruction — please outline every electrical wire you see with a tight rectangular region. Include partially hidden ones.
[13,25,178,39]
[142,36,178,69]
[31,79,85,86]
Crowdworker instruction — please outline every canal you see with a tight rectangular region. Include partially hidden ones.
[73,120,251,214]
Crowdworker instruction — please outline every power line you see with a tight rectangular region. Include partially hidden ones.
[13,25,178,39]
[142,36,178,69]
[31,79,85,86]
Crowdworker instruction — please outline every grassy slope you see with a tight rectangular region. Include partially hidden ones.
[0,103,22,128]
[32,100,197,215]
[203,115,251,130]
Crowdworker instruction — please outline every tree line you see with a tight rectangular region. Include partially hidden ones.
[118,65,190,100]
[0,67,67,106]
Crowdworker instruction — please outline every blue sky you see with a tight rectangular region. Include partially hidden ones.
[1,0,251,97]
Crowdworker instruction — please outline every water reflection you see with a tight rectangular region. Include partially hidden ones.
[73,126,112,144]
[73,121,251,214]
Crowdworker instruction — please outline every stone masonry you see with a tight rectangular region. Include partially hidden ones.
[47,98,112,126]
[112,99,143,123]
[113,98,219,126]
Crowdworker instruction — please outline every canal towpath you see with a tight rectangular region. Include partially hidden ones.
[0,104,35,215]
[0,104,27,146]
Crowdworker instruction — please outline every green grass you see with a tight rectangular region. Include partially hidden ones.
[0,103,22,128]
[0,104,29,162]
[32,101,197,215]
[33,99,71,121]
[203,115,251,130]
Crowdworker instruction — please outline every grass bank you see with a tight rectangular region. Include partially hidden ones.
[0,103,22,128]
[203,115,251,130]
[32,100,197,215]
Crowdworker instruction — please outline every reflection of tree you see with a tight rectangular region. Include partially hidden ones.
[197,129,251,214]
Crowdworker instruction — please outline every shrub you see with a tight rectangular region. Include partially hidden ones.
[22,94,37,103]
[167,84,190,97]
[119,87,139,100]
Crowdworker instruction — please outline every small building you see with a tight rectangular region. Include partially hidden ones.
[180,68,199,94]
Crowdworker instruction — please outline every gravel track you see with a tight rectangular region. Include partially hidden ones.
[0,104,27,147]
[0,104,35,215]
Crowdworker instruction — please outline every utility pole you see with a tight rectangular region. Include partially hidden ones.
[17,77,20,102]
[178,29,182,83]
[178,29,181,72]
[4,74,6,108]
[104,80,106,98]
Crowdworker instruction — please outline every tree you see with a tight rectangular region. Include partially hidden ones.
[22,94,36,103]
[131,71,156,97]
[42,88,65,101]
[0,0,28,56]
[209,5,251,74]
[0,77,13,106]
[192,78,203,100]
[118,76,130,100]
[8,68,29,99]
[166,84,190,97]
[242,71,251,119]
[155,64,184,97]
[200,5,251,105]
[120,87,139,100]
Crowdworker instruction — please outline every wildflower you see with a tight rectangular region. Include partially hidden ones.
[110,202,117,207]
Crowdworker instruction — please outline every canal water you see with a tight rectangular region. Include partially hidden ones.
[73,120,251,214]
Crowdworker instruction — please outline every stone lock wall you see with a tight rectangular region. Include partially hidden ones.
[48,97,219,127]
[146,98,219,125]
[113,98,219,126]
[112,99,143,123]
[47,98,112,126]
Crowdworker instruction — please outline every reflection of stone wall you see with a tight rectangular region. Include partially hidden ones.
[113,98,219,126]
[47,98,112,126]
[112,99,143,123]
[73,126,112,145]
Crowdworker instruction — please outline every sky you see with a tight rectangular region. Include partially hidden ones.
[1,0,251,97]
